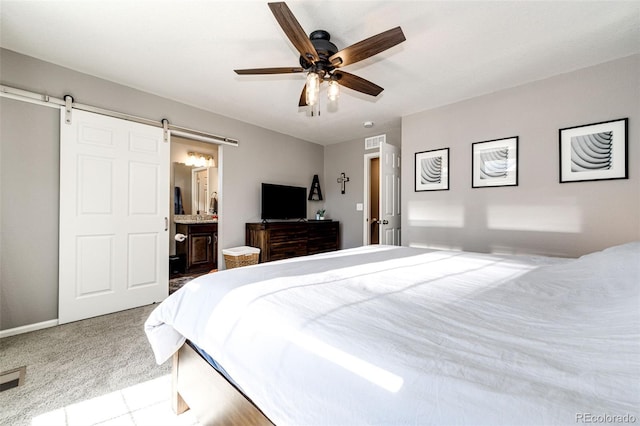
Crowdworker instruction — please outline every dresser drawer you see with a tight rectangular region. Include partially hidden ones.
[269,241,308,260]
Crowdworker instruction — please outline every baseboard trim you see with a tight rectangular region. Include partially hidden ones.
[0,319,59,339]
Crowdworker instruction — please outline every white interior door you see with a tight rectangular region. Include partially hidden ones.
[59,109,169,324]
[380,141,401,245]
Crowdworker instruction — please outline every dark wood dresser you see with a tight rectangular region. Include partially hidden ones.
[246,221,340,263]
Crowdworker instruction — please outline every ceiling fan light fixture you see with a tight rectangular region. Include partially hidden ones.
[327,80,340,101]
[306,72,320,106]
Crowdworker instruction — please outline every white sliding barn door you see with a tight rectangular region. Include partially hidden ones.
[380,141,401,245]
[59,109,169,324]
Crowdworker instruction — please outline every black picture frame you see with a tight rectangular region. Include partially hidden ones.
[471,137,519,188]
[415,148,449,191]
[559,118,628,183]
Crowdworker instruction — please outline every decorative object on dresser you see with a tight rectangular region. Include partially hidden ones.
[175,222,218,274]
[246,221,339,263]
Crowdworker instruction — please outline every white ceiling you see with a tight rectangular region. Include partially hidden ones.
[1,1,639,145]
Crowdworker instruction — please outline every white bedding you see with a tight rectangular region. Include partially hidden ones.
[145,243,640,425]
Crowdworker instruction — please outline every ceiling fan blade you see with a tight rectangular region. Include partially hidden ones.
[329,26,406,68]
[333,71,383,97]
[268,2,320,64]
[298,84,308,107]
[235,67,305,75]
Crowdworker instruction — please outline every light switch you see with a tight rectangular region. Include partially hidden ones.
[356,203,363,211]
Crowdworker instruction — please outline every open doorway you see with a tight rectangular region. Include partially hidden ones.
[363,153,380,245]
[169,137,220,289]
[363,140,401,246]
[369,157,380,244]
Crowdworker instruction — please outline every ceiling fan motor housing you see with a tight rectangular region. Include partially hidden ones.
[300,30,338,74]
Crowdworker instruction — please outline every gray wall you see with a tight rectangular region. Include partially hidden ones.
[0,98,60,329]
[323,127,401,248]
[402,54,640,257]
[0,48,323,330]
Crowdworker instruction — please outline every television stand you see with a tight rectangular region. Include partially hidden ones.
[246,221,339,263]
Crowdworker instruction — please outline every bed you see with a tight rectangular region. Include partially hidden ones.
[145,242,640,425]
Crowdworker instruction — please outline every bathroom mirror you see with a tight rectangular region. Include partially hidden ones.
[173,162,219,215]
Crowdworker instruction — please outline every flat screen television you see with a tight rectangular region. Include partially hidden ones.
[261,183,307,220]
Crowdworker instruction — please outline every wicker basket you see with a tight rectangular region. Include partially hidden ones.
[223,246,260,269]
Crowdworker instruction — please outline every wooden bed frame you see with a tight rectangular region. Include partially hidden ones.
[171,343,274,425]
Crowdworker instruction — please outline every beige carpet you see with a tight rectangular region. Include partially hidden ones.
[0,304,171,426]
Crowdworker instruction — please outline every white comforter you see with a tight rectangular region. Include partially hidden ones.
[145,243,640,425]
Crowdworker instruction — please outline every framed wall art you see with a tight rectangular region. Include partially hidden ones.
[559,118,628,183]
[415,148,449,191]
[472,136,518,188]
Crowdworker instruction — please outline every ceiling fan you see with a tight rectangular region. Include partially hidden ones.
[234,2,406,110]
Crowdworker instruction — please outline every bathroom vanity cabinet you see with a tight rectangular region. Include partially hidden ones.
[175,223,218,274]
